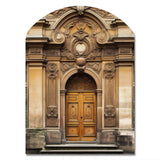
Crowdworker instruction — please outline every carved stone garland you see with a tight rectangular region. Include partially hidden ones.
[46,63,58,79]
[103,63,115,79]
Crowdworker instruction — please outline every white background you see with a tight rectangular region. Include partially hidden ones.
[0,0,160,160]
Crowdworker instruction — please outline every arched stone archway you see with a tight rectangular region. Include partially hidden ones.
[60,68,102,143]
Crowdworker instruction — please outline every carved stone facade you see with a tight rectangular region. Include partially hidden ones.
[26,6,135,154]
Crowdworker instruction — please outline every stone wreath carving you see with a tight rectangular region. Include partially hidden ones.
[47,105,58,118]
[46,63,58,79]
[103,63,115,79]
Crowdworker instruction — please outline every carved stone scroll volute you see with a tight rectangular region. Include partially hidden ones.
[104,105,116,127]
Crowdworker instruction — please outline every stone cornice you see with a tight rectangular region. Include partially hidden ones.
[112,37,134,43]
[26,37,49,43]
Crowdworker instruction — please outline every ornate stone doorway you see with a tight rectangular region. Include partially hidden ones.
[65,73,97,141]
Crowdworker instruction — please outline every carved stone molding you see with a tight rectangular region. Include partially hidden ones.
[46,63,58,79]
[103,63,115,79]
[87,63,101,74]
[119,48,131,54]
[89,7,110,18]
[29,48,42,54]
[49,7,72,19]
[89,7,117,19]
[61,63,75,73]
[47,105,58,118]
[104,105,116,127]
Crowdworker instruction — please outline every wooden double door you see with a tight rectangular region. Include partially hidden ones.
[66,92,96,141]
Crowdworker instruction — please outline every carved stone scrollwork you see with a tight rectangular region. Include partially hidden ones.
[96,29,108,44]
[53,32,65,44]
[47,105,58,118]
[104,105,116,127]
[61,63,75,73]
[61,48,75,60]
[87,63,101,74]
[46,63,58,79]
[103,63,115,79]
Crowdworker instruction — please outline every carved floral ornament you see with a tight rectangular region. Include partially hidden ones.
[47,105,58,118]
[46,63,58,79]
[103,62,115,79]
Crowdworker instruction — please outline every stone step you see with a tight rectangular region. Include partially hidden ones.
[40,144,123,153]
[40,149,123,153]
[45,144,118,149]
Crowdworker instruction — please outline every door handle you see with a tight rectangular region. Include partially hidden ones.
[80,116,83,119]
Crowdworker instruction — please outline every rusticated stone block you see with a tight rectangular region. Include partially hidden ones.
[26,129,45,149]
[117,135,134,153]
[101,131,116,144]
[46,130,61,144]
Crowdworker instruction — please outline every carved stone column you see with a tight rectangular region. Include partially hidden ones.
[60,89,67,143]
[96,89,102,143]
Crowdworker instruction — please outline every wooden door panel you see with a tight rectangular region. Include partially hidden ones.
[82,126,96,137]
[68,103,79,122]
[66,126,80,137]
[66,92,96,141]
[83,103,94,121]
